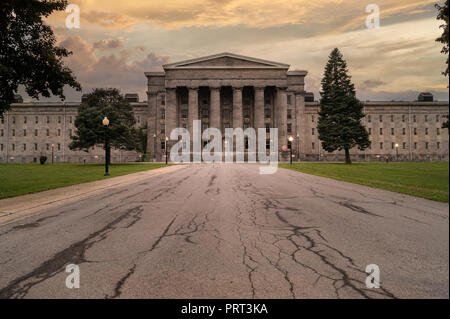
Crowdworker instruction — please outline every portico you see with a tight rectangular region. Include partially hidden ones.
[145,52,308,162]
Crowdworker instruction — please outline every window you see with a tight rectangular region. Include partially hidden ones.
[181,95,188,105]
[23,144,26,151]
[368,115,371,123]
[403,142,406,150]
[24,116,27,124]
[391,142,395,150]
[12,144,15,151]
[245,138,249,150]
[161,95,166,105]
[0,129,3,137]
[46,116,50,124]
[69,129,72,137]
[425,142,429,150]
[23,129,26,136]
[57,143,61,151]
[243,109,250,118]
[69,116,72,124]
[1,118,3,124]
[425,128,428,135]
[161,141,166,150]
[161,110,166,119]
[202,109,209,119]
[414,142,417,150]
[413,115,416,122]
[391,128,394,135]
[0,144,3,151]
[287,95,292,105]
[287,123,292,134]
[181,109,188,119]
[391,115,394,123]
[265,124,270,133]
[402,115,406,122]
[379,128,383,135]
[182,123,187,129]
[379,115,383,122]
[264,110,271,119]
[312,128,315,135]
[35,116,38,124]
[266,139,270,150]
[46,129,49,136]
[436,115,440,122]
[437,128,440,135]
[12,129,15,137]
[425,115,428,122]
[312,115,315,122]
[58,116,61,124]
[34,143,38,151]
[12,117,15,124]
[46,144,49,151]
[403,128,406,135]
[34,129,38,136]
[137,116,141,123]
[380,142,383,149]
[414,128,417,135]
[57,129,61,136]
[437,142,440,149]
[312,142,315,150]
[287,109,292,119]
[368,128,372,135]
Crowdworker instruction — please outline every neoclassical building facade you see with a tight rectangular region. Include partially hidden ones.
[0,53,448,163]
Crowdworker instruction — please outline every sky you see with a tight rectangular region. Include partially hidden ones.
[28,0,449,102]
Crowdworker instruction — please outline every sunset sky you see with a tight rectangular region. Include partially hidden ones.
[30,0,449,102]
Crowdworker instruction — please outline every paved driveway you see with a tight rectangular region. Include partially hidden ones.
[0,164,448,298]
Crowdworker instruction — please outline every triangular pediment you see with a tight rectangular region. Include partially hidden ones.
[163,53,290,70]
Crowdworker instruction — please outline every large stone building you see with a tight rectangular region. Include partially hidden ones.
[0,52,448,163]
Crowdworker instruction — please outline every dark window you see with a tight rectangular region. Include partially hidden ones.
[368,115,371,123]
[23,129,26,136]
[287,95,292,105]
[161,110,165,119]
[34,129,38,136]
[403,128,406,135]
[402,115,406,122]
[413,115,416,122]
[287,109,292,119]
[425,142,429,150]
[391,128,394,135]
[380,142,383,149]
[57,143,61,151]
[287,124,292,134]
[414,128,417,135]
[368,128,372,135]
[437,128,440,135]
[265,124,270,133]
[425,128,428,135]
[34,143,38,151]
[12,117,15,124]
[35,116,38,124]
[312,128,315,135]
[266,139,270,150]
[437,142,440,149]
[391,115,394,122]
[425,115,428,122]
[403,142,406,149]
[24,116,27,124]
[181,109,188,119]
[23,143,26,151]
[379,128,383,135]
[287,141,292,149]
[243,109,250,118]
[414,142,417,150]
[264,110,271,119]
[46,129,49,136]
[312,142,315,150]
[161,141,165,150]
[436,115,440,122]
[379,115,383,122]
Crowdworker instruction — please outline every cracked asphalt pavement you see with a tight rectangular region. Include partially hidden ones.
[0,164,448,299]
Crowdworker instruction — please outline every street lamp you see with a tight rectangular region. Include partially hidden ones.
[103,117,110,176]
[51,144,54,164]
[165,136,169,165]
[395,143,399,161]
[288,136,294,164]
[153,134,157,162]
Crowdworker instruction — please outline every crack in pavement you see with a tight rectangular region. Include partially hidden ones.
[0,206,143,299]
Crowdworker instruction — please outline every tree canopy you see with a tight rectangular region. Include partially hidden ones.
[317,48,371,164]
[69,88,140,154]
[0,0,81,117]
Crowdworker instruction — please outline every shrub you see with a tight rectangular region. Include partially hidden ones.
[39,156,47,165]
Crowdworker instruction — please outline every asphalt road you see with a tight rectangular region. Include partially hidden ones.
[0,164,448,299]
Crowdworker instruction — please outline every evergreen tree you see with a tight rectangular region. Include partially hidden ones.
[69,88,139,163]
[435,1,449,129]
[317,48,370,164]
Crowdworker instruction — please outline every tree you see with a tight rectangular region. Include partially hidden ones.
[0,0,81,118]
[69,89,139,164]
[436,0,449,77]
[317,48,371,164]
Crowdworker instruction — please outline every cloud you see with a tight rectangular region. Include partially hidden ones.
[93,38,124,50]
[59,36,169,100]
[362,80,387,89]
[46,0,437,31]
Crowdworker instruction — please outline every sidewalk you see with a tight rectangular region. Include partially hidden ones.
[0,165,184,225]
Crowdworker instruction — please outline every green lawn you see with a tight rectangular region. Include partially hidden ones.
[0,163,168,199]
[279,162,449,202]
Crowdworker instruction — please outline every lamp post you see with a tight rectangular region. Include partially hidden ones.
[395,143,399,162]
[102,117,110,176]
[153,134,157,162]
[165,136,169,165]
[51,144,54,164]
[288,136,294,165]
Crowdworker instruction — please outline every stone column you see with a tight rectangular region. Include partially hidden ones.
[276,88,288,160]
[166,88,177,161]
[188,87,199,136]
[254,87,265,130]
[210,87,221,129]
[232,87,243,129]
[147,91,158,161]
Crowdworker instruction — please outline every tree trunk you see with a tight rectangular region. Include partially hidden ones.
[344,148,352,164]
